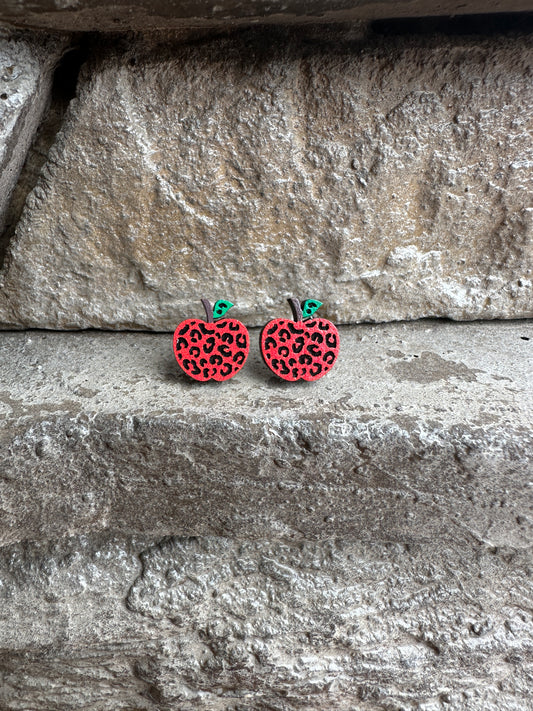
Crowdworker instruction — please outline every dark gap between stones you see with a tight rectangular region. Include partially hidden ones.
[0,37,90,270]
[372,12,533,37]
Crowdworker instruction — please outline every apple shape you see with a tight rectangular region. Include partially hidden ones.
[173,299,249,381]
[260,297,339,381]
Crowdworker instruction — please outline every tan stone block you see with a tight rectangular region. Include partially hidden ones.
[1,31,532,329]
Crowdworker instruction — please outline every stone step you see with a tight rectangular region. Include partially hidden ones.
[0,319,531,547]
[1,29,532,329]
[0,532,531,710]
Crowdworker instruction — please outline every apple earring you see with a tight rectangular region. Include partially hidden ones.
[260,297,339,381]
[173,299,249,381]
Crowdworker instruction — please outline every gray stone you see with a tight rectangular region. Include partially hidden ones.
[0,30,66,244]
[0,320,531,547]
[0,533,531,709]
[1,0,533,32]
[1,31,532,329]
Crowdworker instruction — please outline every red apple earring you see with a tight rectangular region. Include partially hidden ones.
[260,297,339,381]
[173,299,249,381]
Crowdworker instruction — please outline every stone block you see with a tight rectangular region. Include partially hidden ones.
[1,0,533,32]
[0,320,531,547]
[0,533,531,709]
[0,30,66,241]
[1,31,532,329]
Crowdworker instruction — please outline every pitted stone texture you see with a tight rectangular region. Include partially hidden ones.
[0,30,65,242]
[1,31,532,329]
[0,320,531,547]
[2,0,533,32]
[0,534,532,710]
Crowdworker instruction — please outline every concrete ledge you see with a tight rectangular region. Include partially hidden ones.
[0,320,531,547]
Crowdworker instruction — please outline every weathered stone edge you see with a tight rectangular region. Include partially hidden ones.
[0,31,68,237]
[2,407,531,548]
[1,0,533,33]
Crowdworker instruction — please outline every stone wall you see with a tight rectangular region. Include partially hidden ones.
[0,11,532,711]
[1,26,532,329]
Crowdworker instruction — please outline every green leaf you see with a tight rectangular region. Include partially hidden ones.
[213,300,234,320]
[301,299,322,320]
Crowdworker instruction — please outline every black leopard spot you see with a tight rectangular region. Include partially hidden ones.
[204,336,216,354]
[178,324,190,335]
[200,358,207,366]
[293,336,305,353]
[190,329,202,343]
[221,362,232,376]
[233,351,245,364]
[190,346,201,358]
[209,354,223,365]
[264,336,277,350]
[175,336,188,351]
[279,361,290,375]
[324,350,336,364]
[198,322,213,335]
[278,328,291,343]
[192,363,201,376]
[299,353,312,365]
[318,321,330,330]
[307,344,321,357]
[203,368,209,379]
[326,333,337,348]
[218,344,232,357]
[228,322,240,331]
[236,333,247,348]
[310,362,323,376]
[279,346,290,357]
[292,368,299,378]
[311,332,324,344]
[288,322,305,335]
[266,323,278,335]
[221,332,234,344]
[289,357,296,366]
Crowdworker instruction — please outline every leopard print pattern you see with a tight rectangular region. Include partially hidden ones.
[261,318,339,381]
[174,319,249,381]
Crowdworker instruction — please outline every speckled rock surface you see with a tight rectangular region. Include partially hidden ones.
[2,0,533,32]
[1,30,532,330]
[0,320,531,546]
[0,533,531,710]
[0,30,65,242]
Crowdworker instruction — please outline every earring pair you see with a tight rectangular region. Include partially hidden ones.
[173,298,340,382]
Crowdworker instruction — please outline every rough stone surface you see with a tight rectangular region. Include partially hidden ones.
[1,0,533,32]
[0,30,65,243]
[1,31,532,329]
[0,320,531,547]
[0,533,531,709]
